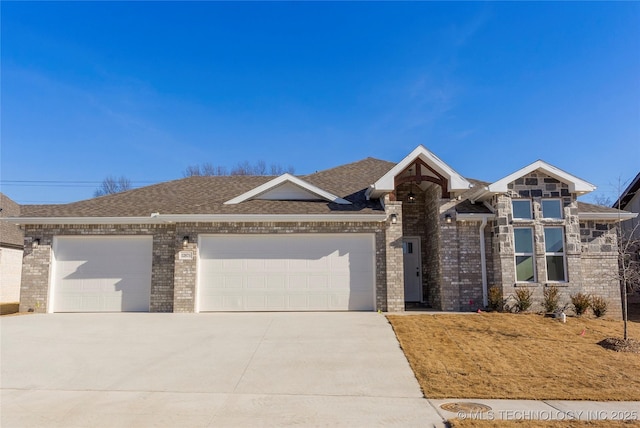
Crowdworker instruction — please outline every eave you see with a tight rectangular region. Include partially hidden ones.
[7,213,387,225]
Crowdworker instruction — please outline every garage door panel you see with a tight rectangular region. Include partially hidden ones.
[198,234,375,311]
[52,237,152,313]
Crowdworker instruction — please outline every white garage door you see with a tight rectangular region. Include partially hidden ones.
[198,234,375,311]
[51,236,152,312]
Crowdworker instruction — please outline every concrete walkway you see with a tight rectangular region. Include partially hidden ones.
[1,312,445,427]
[429,399,639,423]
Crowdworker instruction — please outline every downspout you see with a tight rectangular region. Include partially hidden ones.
[480,216,488,308]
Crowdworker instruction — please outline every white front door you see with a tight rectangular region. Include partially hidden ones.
[403,237,422,302]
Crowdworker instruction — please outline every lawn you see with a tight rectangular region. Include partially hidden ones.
[387,313,640,401]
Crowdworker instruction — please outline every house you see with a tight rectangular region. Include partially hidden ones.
[614,172,640,241]
[8,146,638,316]
[1,193,24,303]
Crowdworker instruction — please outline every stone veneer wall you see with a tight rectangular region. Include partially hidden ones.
[20,224,176,313]
[172,221,388,312]
[489,170,621,318]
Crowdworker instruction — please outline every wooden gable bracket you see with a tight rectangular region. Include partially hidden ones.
[393,158,451,198]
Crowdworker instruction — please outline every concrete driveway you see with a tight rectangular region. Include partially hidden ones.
[1,313,445,427]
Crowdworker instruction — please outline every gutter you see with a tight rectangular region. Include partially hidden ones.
[578,212,638,221]
[5,213,388,225]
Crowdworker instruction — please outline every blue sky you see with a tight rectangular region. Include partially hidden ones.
[2,1,638,204]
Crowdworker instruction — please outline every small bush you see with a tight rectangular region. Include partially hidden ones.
[570,293,591,316]
[542,285,560,313]
[591,296,608,318]
[513,287,534,313]
[488,286,503,311]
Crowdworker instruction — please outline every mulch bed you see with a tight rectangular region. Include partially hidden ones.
[598,337,640,353]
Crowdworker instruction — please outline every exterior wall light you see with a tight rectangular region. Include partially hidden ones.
[445,214,453,224]
[182,236,190,247]
[390,214,398,224]
[407,191,416,204]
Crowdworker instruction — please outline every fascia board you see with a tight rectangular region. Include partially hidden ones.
[578,212,638,221]
[7,213,387,225]
[373,145,471,192]
[224,173,351,205]
[5,217,166,225]
[488,160,596,194]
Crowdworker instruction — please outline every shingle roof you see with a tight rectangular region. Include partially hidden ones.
[19,158,396,218]
[0,193,24,247]
[455,200,493,214]
[577,201,630,215]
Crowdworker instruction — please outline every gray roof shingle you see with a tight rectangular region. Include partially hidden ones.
[20,158,396,218]
[1,193,24,247]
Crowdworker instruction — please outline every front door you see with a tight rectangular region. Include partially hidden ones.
[402,237,422,302]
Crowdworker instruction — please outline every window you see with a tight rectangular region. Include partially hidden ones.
[514,228,535,282]
[512,200,532,219]
[544,227,566,281]
[541,199,563,219]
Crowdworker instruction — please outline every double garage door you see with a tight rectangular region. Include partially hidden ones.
[51,234,375,312]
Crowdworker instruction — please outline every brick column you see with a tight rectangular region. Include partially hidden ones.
[173,227,198,312]
[384,197,404,312]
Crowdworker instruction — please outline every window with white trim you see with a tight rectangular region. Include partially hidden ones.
[541,199,563,219]
[512,200,532,219]
[544,227,566,281]
[514,227,535,282]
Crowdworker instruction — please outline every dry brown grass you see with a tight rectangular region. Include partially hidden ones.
[450,419,640,428]
[387,313,640,400]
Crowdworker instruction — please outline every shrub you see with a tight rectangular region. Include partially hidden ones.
[570,293,591,316]
[591,296,608,318]
[488,286,503,311]
[513,287,534,313]
[542,285,560,313]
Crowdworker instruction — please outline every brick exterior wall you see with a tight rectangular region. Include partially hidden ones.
[383,197,404,312]
[20,224,176,313]
[21,220,389,313]
[456,221,484,311]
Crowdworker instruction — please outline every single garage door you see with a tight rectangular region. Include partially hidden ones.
[51,236,152,312]
[198,234,375,311]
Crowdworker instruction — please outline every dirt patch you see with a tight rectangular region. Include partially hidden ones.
[387,313,640,400]
[0,303,20,315]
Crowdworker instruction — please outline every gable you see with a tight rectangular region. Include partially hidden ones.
[488,160,595,195]
[368,145,471,199]
[251,181,327,201]
[224,174,351,205]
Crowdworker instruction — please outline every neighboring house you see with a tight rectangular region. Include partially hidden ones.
[7,146,637,317]
[0,193,24,303]
[614,172,640,241]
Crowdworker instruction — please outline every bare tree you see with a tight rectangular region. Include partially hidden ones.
[591,194,613,207]
[94,176,132,197]
[618,223,640,340]
[184,161,294,177]
[183,163,228,177]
